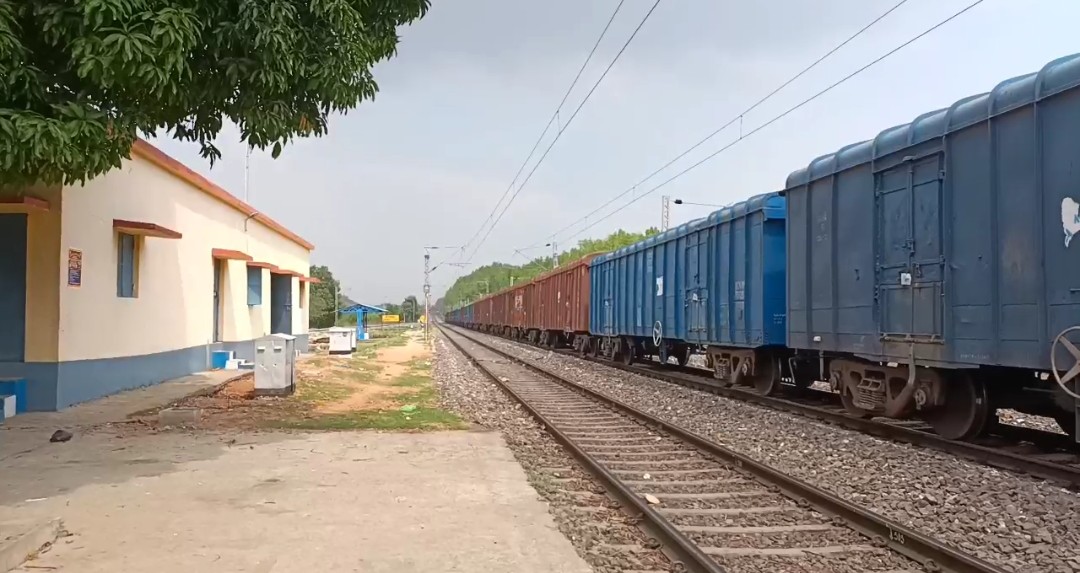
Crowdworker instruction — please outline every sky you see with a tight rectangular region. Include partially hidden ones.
[152,0,1080,304]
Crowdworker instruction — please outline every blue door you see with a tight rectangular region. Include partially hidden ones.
[685,234,708,342]
[212,259,222,342]
[603,264,614,335]
[271,274,293,334]
[876,155,946,341]
[0,214,27,362]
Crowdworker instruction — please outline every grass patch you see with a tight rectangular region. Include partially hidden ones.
[294,376,354,405]
[278,407,465,431]
[404,357,432,373]
[393,372,431,388]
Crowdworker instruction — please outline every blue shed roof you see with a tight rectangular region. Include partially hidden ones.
[339,303,387,314]
[593,191,784,265]
[786,52,1080,188]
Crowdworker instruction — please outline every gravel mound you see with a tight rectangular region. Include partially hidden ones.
[998,409,1067,435]
[476,332,1080,573]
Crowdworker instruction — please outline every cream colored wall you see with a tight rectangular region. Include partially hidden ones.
[58,157,311,362]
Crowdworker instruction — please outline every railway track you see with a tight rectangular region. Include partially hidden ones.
[438,322,1006,573]
[537,347,1080,488]
[461,326,1080,487]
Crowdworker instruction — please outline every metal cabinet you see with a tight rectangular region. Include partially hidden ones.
[254,333,296,396]
[328,327,352,355]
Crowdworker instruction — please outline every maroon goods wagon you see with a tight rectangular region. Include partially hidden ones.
[532,255,598,351]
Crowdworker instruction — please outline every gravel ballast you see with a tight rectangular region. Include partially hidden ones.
[473,331,1080,573]
[431,335,671,573]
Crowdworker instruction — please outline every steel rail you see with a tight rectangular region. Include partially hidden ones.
[436,323,725,573]
[555,350,1080,488]
[440,323,1008,573]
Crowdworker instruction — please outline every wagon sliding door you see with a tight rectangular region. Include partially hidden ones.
[685,233,709,343]
[875,153,945,342]
[603,264,615,336]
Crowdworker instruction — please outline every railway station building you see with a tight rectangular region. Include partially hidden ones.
[0,140,314,412]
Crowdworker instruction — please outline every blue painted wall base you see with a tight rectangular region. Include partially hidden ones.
[0,332,313,412]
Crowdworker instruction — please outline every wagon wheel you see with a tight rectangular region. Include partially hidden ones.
[621,338,635,366]
[750,355,780,396]
[923,372,991,441]
[1051,326,1080,401]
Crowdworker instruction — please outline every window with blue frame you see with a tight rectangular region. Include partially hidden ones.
[116,233,138,298]
[247,266,262,305]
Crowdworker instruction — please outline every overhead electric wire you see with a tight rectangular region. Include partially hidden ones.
[559,0,988,244]
[439,0,629,272]
[460,0,664,266]
[524,0,913,249]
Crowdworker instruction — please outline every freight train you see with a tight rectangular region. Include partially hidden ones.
[446,53,1080,443]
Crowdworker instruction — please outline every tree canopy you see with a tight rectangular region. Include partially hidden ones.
[0,0,429,186]
[308,264,357,328]
[441,228,660,310]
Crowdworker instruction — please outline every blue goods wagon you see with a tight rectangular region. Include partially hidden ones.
[784,53,1080,439]
[456,304,473,326]
[588,193,789,392]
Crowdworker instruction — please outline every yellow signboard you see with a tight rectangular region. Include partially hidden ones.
[382,314,401,323]
[418,315,427,325]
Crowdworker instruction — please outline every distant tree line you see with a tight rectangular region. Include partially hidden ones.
[442,228,659,310]
[308,264,423,328]
[308,265,355,329]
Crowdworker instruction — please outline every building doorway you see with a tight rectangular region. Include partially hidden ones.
[0,214,27,362]
[270,273,292,334]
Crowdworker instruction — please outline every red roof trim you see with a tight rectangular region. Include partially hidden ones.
[211,248,253,261]
[0,196,50,212]
[113,219,183,239]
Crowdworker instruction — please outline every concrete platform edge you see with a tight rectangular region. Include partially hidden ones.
[0,518,62,573]
[126,372,251,419]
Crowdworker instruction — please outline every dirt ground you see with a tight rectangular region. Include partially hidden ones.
[143,328,462,431]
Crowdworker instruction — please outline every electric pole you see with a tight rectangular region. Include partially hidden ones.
[551,241,559,269]
[423,252,431,341]
[661,195,670,231]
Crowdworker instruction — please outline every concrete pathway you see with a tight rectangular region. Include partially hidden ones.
[3,431,592,573]
[0,370,245,462]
